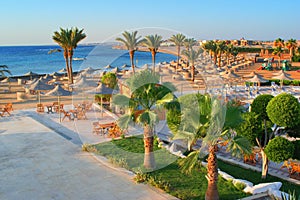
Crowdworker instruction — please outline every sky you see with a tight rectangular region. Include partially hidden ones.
[0,0,299,45]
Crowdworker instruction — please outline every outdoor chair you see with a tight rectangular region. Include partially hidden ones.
[62,110,72,121]
[36,103,44,113]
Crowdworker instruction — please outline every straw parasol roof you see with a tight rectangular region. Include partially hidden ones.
[121,64,130,69]
[71,77,98,89]
[23,71,38,76]
[104,64,113,69]
[272,72,293,87]
[243,71,263,78]
[58,68,67,73]
[45,85,72,122]
[29,80,55,104]
[246,75,268,83]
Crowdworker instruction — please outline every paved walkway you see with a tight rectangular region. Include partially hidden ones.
[0,110,177,200]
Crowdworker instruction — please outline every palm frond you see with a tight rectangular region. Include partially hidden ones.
[178,150,201,174]
[117,114,133,130]
[226,135,252,158]
[112,94,131,107]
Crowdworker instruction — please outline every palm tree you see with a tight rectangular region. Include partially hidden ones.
[224,44,234,66]
[53,28,71,82]
[169,33,186,73]
[216,41,226,68]
[0,65,11,77]
[273,38,285,48]
[202,40,217,65]
[183,38,198,68]
[113,70,176,169]
[116,31,144,74]
[143,34,163,72]
[53,27,86,84]
[285,38,297,57]
[68,27,86,84]
[182,48,203,81]
[272,46,284,67]
[176,96,251,200]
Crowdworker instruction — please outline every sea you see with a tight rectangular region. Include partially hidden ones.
[0,44,177,77]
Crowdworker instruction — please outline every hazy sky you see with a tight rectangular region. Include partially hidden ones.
[0,0,299,45]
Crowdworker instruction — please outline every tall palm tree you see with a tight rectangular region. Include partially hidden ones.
[143,34,163,72]
[116,31,143,74]
[216,41,226,68]
[0,65,11,77]
[53,27,86,84]
[285,38,297,57]
[183,38,198,68]
[113,70,176,169]
[68,27,86,84]
[202,40,217,65]
[169,33,186,73]
[272,46,284,67]
[176,96,251,200]
[53,28,71,82]
[182,48,203,81]
[224,44,234,66]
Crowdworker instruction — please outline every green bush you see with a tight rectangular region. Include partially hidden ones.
[265,137,295,163]
[101,72,117,88]
[251,94,274,120]
[292,54,300,62]
[266,93,300,128]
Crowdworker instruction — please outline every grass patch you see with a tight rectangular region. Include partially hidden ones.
[218,159,300,197]
[92,136,248,200]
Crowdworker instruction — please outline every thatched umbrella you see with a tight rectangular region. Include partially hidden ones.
[86,83,114,117]
[71,77,98,89]
[272,72,293,88]
[104,64,113,69]
[243,71,263,78]
[45,85,72,122]
[58,68,67,73]
[23,71,38,80]
[29,80,54,104]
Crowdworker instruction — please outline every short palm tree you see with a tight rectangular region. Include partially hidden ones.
[285,38,297,57]
[202,40,217,65]
[143,34,163,72]
[116,31,144,74]
[176,96,251,200]
[182,48,203,81]
[53,27,86,84]
[216,41,226,68]
[183,38,198,68]
[0,65,11,77]
[272,46,284,66]
[169,33,186,73]
[112,70,176,169]
[224,44,234,66]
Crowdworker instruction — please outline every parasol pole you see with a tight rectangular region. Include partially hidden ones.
[38,91,41,104]
[58,95,61,122]
[101,96,103,117]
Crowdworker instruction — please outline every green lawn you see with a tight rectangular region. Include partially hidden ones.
[91,136,248,200]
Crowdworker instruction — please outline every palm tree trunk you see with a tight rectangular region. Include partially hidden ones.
[213,53,217,65]
[144,124,155,169]
[205,145,219,200]
[176,46,180,74]
[129,50,135,74]
[261,149,268,179]
[63,50,70,83]
[69,51,74,84]
[151,50,156,73]
[218,54,221,68]
[191,64,195,82]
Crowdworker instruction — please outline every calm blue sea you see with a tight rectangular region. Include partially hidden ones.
[0,44,177,76]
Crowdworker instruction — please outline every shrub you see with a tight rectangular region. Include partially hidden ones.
[266,93,300,128]
[108,156,129,169]
[101,72,117,88]
[265,137,295,163]
[251,94,274,120]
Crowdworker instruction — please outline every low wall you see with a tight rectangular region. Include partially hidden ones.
[292,62,300,67]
